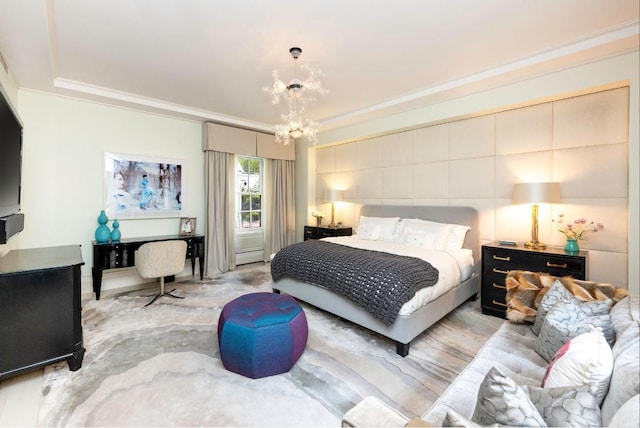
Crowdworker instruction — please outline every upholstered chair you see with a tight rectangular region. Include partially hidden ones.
[135,240,188,306]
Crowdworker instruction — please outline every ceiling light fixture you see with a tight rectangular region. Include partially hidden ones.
[264,47,327,145]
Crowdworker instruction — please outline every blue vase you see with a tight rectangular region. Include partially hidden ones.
[111,219,121,242]
[95,210,111,243]
[564,239,579,253]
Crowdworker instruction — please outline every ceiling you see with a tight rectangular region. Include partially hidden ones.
[0,0,638,135]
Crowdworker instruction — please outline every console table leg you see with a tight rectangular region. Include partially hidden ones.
[92,267,103,300]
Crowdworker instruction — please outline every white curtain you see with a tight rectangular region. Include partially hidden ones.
[264,158,296,261]
[204,150,236,275]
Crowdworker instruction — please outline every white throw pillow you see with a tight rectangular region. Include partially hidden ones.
[542,326,614,404]
[403,229,437,248]
[355,223,381,240]
[402,218,469,250]
[357,216,399,241]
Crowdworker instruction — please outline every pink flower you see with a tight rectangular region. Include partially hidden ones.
[553,214,605,241]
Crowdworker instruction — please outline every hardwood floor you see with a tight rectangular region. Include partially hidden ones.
[0,369,42,426]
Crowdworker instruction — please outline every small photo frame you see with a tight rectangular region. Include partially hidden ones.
[179,217,196,237]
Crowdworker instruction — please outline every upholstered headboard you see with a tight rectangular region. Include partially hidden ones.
[359,205,480,272]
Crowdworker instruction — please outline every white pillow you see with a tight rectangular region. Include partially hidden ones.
[357,216,399,241]
[355,223,381,240]
[542,326,614,404]
[402,219,469,250]
[403,229,438,248]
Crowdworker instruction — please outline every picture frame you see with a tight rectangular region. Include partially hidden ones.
[104,152,185,219]
[179,217,197,237]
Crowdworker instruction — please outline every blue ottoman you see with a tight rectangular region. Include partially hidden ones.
[217,292,308,379]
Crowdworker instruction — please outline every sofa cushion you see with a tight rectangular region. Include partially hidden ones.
[541,327,613,404]
[471,367,546,427]
[607,394,639,428]
[601,297,640,426]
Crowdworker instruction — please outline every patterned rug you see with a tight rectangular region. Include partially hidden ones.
[38,263,502,427]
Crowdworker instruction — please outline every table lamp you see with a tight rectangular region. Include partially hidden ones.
[512,182,561,250]
[324,189,344,229]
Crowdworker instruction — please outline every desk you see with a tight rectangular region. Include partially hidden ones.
[92,234,205,300]
[0,245,84,379]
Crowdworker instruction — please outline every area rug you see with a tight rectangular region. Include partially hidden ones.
[38,263,502,427]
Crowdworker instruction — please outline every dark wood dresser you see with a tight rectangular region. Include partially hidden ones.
[481,242,587,318]
[0,245,85,379]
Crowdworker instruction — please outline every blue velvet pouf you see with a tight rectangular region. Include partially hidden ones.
[217,292,308,379]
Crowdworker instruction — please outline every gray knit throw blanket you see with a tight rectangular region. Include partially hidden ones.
[271,240,439,326]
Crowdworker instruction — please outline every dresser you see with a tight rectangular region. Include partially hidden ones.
[481,242,587,318]
[304,225,353,240]
[0,245,85,379]
[92,234,205,300]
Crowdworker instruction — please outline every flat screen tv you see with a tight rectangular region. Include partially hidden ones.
[0,87,23,220]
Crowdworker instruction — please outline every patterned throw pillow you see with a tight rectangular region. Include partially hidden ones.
[534,299,615,362]
[472,367,546,427]
[532,279,613,336]
[523,384,602,427]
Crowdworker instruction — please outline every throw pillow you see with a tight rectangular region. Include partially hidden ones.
[355,223,381,240]
[534,298,615,362]
[403,229,437,248]
[505,270,547,324]
[523,384,602,427]
[471,367,546,427]
[358,216,399,241]
[541,327,614,404]
[532,279,613,335]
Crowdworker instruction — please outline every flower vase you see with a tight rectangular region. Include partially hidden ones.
[94,210,111,243]
[111,219,121,242]
[564,239,579,253]
[316,217,322,227]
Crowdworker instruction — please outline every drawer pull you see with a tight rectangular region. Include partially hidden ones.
[547,262,567,269]
[492,300,507,307]
[492,268,509,275]
[492,283,506,289]
[493,255,511,261]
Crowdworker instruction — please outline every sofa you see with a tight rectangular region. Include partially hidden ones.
[342,273,639,427]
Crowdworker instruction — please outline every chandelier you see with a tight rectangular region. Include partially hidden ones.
[264,47,327,145]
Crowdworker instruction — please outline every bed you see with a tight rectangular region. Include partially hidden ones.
[271,205,480,357]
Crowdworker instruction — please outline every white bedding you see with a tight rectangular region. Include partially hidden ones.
[320,236,474,316]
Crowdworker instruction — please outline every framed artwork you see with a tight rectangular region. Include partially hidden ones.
[104,152,185,219]
[179,217,196,236]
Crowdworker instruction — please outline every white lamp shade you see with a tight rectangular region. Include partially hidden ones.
[512,182,561,204]
[324,189,344,202]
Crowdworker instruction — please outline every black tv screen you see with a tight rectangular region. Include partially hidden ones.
[0,88,23,219]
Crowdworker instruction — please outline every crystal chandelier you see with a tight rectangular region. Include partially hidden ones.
[264,47,327,145]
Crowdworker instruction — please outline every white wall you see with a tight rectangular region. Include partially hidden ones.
[300,51,639,294]
[313,88,629,288]
[9,91,206,297]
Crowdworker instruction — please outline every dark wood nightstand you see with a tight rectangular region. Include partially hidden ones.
[304,225,353,240]
[481,242,588,318]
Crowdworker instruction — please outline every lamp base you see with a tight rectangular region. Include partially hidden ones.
[524,240,547,250]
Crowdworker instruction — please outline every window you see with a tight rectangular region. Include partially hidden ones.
[236,156,262,230]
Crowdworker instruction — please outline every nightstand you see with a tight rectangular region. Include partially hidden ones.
[481,242,587,318]
[304,225,353,241]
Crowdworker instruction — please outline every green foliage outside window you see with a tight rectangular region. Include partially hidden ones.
[237,156,262,229]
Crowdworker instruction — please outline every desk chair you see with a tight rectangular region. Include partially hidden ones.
[135,240,188,307]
